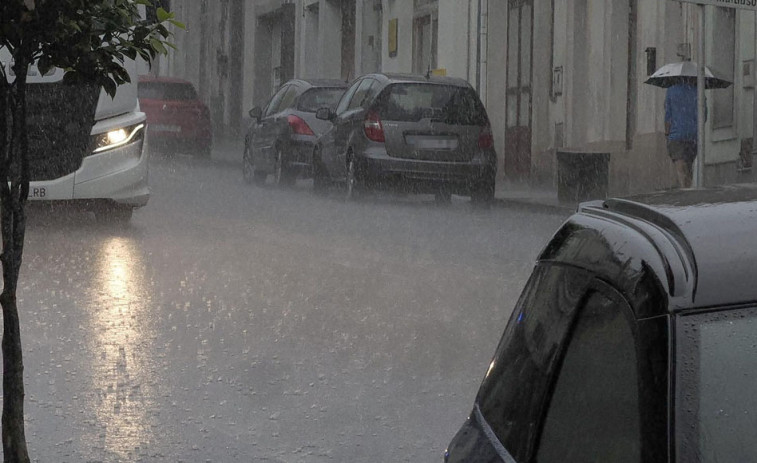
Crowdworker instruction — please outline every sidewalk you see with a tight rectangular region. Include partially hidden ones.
[494,179,577,214]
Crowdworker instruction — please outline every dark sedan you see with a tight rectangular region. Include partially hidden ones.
[446,185,757,462]
[313,73,497,202]
[243,79,348,186]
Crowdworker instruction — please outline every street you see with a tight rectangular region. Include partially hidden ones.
[18,145,568,462]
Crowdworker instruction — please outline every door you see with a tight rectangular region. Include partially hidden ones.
[327,78,378,178]
[505,0,532,180]
[252,85,292,170]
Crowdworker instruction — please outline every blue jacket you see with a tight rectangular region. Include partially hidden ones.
[665,84,698,142]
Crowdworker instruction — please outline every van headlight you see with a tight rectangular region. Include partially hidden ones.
[91,123,145,154]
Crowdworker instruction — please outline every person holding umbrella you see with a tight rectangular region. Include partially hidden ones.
[665,78,699,188]
[645,61,731,189]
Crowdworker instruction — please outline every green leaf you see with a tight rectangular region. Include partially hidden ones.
[156,7,171,22]
[149,37,167,55]
[169,19,186,30]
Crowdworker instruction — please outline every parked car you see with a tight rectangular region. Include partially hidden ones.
[445,185,757,462]
[138,76,212,156]
[243,79,349,186]
[312,73,497,202]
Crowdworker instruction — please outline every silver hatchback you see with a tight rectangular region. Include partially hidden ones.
[313,74,497,203]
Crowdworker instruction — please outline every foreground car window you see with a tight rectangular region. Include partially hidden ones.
[138,82,197,100]
[677,307,757,462]
[378,84,488,125]
[476,265,590,460]
[536,291,640,463]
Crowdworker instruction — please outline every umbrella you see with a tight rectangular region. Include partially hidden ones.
[644,61,732,89]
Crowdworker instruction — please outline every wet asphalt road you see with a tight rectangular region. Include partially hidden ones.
[15,146,568,462]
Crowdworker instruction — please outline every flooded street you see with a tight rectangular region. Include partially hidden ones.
[18,147,567,462]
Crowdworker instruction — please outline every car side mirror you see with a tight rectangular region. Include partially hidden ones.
[316,107,334,121]
[249,107,262,121]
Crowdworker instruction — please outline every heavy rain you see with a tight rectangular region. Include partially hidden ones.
[3,0,757,462]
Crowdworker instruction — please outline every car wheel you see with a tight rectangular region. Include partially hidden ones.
[274,147,296,187]
[243,147,266,185]
[312,147,329,194]
[345,156,364,201]
[471,171,496,206]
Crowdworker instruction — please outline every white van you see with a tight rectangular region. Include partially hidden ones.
[1,50,149,222]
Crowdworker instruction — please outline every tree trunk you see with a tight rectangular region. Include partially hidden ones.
[0,56,31,463]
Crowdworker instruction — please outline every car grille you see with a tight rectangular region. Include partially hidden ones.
[25,83,98,181]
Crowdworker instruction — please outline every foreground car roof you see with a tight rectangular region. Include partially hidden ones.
[541,184,757,313]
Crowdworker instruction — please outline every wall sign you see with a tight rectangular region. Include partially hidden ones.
[388,18,398,58]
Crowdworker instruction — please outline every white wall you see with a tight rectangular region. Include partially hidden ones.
[436,0,471,80]
[381,0,413,73]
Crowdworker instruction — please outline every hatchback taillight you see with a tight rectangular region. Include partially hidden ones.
[288,115,315,136]
[478,124,494,149]
[364,110,385,143]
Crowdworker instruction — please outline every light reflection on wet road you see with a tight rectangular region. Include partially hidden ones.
[87,237,154,460]
[15,150,568,462]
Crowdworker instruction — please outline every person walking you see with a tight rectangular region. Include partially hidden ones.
[665,79,698,188]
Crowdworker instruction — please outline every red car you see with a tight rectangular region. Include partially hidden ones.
[138,76,212,156]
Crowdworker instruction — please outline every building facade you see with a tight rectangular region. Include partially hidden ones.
[158,0,757,194]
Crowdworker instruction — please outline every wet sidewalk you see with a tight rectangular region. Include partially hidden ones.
[494,179,577,214]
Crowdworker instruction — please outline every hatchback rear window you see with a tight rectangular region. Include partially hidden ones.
[297,88,346,112]
[138,82,198,101]
[378,83,489,126]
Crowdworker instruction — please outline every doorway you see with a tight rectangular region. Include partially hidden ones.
[505,0,533,180]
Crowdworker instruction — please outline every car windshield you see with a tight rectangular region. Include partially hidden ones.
[297,87,345,112]
[138,82,197,100]
[378,83,489,125]
[676,307,757,462]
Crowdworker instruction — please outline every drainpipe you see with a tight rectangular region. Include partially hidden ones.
[476,0,481,93]
[476,0,488,101]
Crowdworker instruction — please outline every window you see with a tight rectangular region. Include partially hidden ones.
[264,85,290,117]
[677,306,757,462]
[335,79,362,115]
[347,79,377,112]
[712,7,735,129]
[378,84,489,125]
[297,88,347,112]
[476,265,591,461]
[277,86,299,112]
[536,291,640,463]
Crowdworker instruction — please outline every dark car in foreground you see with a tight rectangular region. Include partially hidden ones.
[313,73,497,202]
[243,79,348,186]
[446,185,757,462]
[138,76,212,156]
